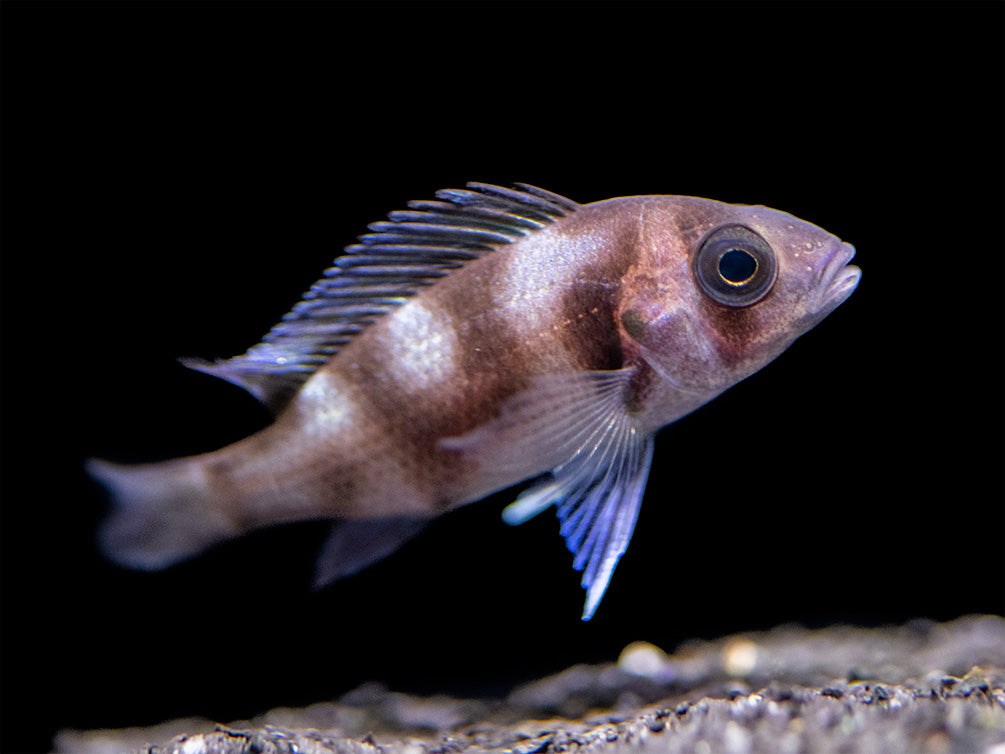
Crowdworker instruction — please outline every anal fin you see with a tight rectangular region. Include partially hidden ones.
[312,516,428,588]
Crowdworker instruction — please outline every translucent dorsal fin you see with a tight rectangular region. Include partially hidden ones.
[183,183,579,413]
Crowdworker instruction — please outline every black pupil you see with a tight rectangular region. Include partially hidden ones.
[719,248,757,284]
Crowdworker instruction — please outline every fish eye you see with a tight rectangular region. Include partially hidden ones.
[693,225,777,307]
[718,248,758,285]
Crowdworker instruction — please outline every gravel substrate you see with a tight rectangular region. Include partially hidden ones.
[56,615,1005,753]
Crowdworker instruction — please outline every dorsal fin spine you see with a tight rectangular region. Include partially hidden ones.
[466,182,570,216]
[433,190,559,222]
[513,182,581,212]
[405,200,547,230]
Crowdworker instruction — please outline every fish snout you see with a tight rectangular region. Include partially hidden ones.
[818,242,861,311]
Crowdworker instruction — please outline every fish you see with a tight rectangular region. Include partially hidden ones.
[88,183,861,620]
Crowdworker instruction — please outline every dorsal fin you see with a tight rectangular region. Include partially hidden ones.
[182,183,579,412]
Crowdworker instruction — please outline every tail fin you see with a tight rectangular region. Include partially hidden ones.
[87,457,236,570]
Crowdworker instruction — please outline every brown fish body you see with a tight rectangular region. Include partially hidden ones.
[90,185,859,618]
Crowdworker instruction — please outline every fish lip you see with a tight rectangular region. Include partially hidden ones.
[818,241,861,310]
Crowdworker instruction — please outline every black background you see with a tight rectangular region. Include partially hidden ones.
[2,3,1003,752]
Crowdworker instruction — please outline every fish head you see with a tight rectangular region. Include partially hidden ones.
[618,197,861,405]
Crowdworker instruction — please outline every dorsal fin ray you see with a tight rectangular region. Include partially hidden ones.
[182,183,579,413]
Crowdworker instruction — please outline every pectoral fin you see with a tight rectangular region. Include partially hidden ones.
[509,426,653,621]
[442,368,654,620]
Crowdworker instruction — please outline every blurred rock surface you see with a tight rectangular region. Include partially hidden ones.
[56,615,1005,753]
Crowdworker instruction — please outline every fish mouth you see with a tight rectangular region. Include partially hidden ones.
[817,241,861,311]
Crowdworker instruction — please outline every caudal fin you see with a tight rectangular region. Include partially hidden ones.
[87,457,236,570]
